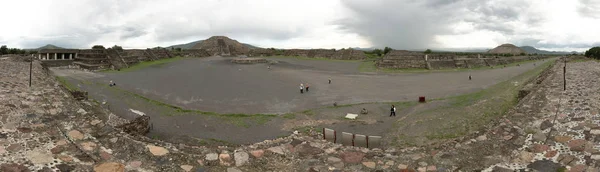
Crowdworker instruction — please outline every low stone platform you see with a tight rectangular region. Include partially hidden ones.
[231,57,268,64]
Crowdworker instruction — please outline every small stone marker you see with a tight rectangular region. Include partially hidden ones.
[344,113,358,120]
[323,128,336,143]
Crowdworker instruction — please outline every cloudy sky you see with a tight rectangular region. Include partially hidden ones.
[1,0,599,51]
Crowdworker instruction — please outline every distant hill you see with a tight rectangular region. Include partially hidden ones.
[519,46,572,54]
[33,44,65,50]
[168,39,260,50]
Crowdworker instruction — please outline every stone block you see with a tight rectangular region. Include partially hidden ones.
[354,134,367,148]
[323,128,336,143]
[367,136,382,148]
[342,132,354,146]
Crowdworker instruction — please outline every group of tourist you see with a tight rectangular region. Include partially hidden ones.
[299,83,310,93]
[299,78,332,94]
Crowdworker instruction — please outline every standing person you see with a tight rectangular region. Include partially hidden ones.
[390,105,396,117]
[328,77,331,84]
[469,74,472,80]
[306,83,309,92]
[300,84,304,94]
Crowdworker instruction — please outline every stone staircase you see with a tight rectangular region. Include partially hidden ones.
[73,49,111,70]
[105,49,128,70]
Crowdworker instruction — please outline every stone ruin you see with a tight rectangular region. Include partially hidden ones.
[192,36,251,56]
[282,48,366,60]
[231,57,268,64]
[377,50,550,70]
[248,48,277,57]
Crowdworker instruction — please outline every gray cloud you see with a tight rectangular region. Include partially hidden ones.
[578,0,600,18]
[337,0,542,49]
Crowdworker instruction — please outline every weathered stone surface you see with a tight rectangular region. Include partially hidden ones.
[339,152,365,164]
[1,163,30,172]
[220,153,233,166]
[181,165,193,172]
[568,139,587,152]
[554,135,572,143]
[362,161,376,169]
[68,130,84,140]
[515,151,534,163]
[545,150,558,158]
[26,150,53,165]
[532,144,549,153]
[58,155,74,162]
[94,162,125,172]
[540,120,553,130]
[398,164,408,169]
[206,153,218,161]
[250,150,264,158]
[227,167,243,172]
[7,144,22,152]
[81,142,97,151]
[427,165,437,171]
[128,161,142,168]
[532,132,547,142]
[476,135,487,141]
[146,145,169,156]
[267,146,284,155]
[327,157,342,164]
[295,144,324,157]
[234,151,249,167]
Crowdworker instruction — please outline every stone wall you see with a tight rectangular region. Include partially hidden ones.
[308,49,336,58]
[248,48,276,57]
[40,60,74,67]
[377,51,428,69]
[173,49,210,57]
[331,49,366,60]
[281,49,366,60]
[378,50,550,69]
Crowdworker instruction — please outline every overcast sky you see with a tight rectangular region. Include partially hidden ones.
[1,0,599,51]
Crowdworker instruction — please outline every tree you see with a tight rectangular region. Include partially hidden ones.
[520,52,526,56]
[383,47,393,54]
[585,47,600,60]
[0,45,7,55]
[111,45,123,51]
[372,49,383,56]
[424,49,432,54]
[92,45,105,49]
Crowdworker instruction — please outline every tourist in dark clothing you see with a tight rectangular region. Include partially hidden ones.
[328,78,331,84]
[390,105,396,117]
[469,74,472,80]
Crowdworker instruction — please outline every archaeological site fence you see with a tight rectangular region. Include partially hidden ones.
[322,128,382,148]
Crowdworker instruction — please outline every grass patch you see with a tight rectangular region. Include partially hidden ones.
[55,76,79,91]
[386,58,556,146]
[282,113,296,119]
[102,56,185,73]
[302,110,315,116]
[418,58,556,140]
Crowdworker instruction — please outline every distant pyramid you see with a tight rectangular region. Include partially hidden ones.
[487,44,527,55]
[191,36,250,56]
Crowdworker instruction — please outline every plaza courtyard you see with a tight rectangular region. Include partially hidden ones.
[51,56,554,145]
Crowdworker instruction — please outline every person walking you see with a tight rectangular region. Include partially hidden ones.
[305,83,309,92]
[300,84,304,94]
[390,105,396,117]
[469,74,472,80]
[328,77,331,84]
